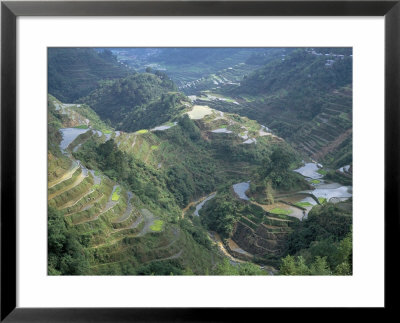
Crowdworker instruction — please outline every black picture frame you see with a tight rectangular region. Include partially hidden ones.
[1,0,399,321]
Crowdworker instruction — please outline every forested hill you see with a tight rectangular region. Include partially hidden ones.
[153,48,263,65]
[49,48,189,133]
[213,48,353,166]
[47,47,353,276]
[111,48,272,85]
[48,48,130,102]
[232,48,352,120]
[78,72,186,132]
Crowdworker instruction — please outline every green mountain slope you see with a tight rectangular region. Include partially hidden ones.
[47,48,352,276]
[191,48,352,167]
[48,48,130,102]
[48,94,298,275]
[77,72,184,132]
[112,48,269,85]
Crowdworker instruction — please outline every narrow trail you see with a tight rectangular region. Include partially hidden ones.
[81,193,104,211]
[60,189,94,210]
[144,249,183,264]
[48,162,79,188]
[113,192,133,223]
[144,150,151,164]
[264,215,291,222]
[249,200,275,213]
[111,214,144,234]
[159,227,180,250]
[72,187,119,225]
[129,214,144,229]
[211,232,277,274]
[90,236,126,250]
[90,210,160,248]
[66,193,104,216]
[208,231,245,264]
[131,135,137,148]
[73,202,117,225]
[227,238,253,257]
[48,171,87,200]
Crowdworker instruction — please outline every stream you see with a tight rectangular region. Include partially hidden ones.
[193,193,217,216]
[231,162,352,221]
[59,128,90,151]
[295,162,352,206]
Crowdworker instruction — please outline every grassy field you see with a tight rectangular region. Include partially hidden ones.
[269,207,292,215]
[295,201,313,208]
[112,187,121,201]
[150,220,164,232]
[187,105,213,120]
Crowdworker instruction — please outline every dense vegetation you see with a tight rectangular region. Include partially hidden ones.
[281,202,352,275]
[48,206,89,275]
[211,48,353,168]
[200,189,242,239]
[153,48,263,66]
[120,92,187,132]
[236,48,352,119]
[113,48,268,83]
[78,72,181,131]
[48,48,129,102]
[48,99,66,156]
[258,145,308,191]
[47,47,352,276]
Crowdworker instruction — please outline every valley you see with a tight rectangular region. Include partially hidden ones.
[48,47,353,276]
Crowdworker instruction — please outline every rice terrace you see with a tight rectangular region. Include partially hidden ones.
[48,47,352,276]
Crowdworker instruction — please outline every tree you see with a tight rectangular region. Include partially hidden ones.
[335,262,351,275]
[212,259,238,275]
[48,207,89,275]
[309,256,331,275]
[264,180,274,204]
[280,255,310,275]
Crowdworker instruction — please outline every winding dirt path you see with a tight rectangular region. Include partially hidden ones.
[131,135,137,148]
[209,231,245,264]
[66,193,104,216]
[144,249,183,265]
[113,192,133,223]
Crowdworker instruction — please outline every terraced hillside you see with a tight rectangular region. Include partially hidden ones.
[252,85,352,164]
[48,94,297,274]
[179,62,261,95]
[200,187,299,267]
[111,48,270,87]
[48,158,220,275]
[48,47,353,276]
[189,48,353,168]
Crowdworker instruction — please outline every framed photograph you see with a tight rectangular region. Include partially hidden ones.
[1,0,398,321]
